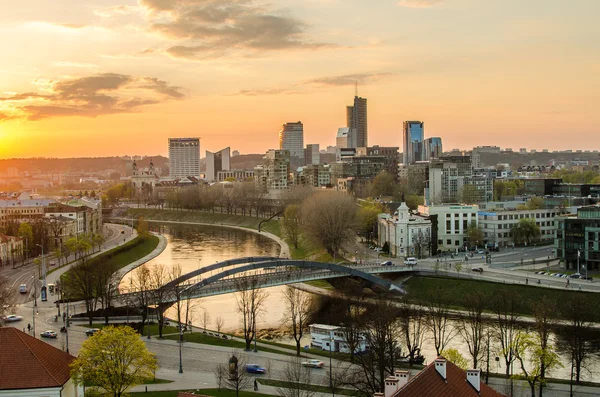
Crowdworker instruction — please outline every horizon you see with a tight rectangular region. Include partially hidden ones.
[0,0,599,158]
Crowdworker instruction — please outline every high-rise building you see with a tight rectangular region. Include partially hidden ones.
[346,96,367,148]
[336,127,350,160]
[357,146,400,181]
[168,137,200,178]
[205,147,231,182]
[305,144,320,165]
[254,149,291,192]
[424,137,443,160]
[403,121,424,165]
[279,122,304,159]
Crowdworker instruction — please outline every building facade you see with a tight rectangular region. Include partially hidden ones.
[555,206,600,271]
[347,96,367,148]
[216,169,254,182]
[418,204,479,252]
[479,208,560,248]
[402,121,424,165]
[0,233,23,268]
[357,146,400,181]
[305,144,320,165]
[378,203,432,258]
[309,324,368,354]
[423,137,443,161]
[206,147,231,182]
[426,156,473,204]
[254,150,291,192]
[168,137,201,178]
[279,122,304,159]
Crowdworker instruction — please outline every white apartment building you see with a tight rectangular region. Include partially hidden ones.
[279,122,304,159]
[378,203,432,258]
[419,204,479,251]
[168,137,200,178]
[478,208,562,247]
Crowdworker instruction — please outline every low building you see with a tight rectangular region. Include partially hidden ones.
[418,204,479,252]
[382,357,505,397]
[0,327,83,396]
[378,202,432,258]
[297,165,331,187]
[309,324,368,354]
[555,205,600,271]
[217,169,254,182]
[523,178,562,196]
[0,195,54,229]
[0,233,23,268]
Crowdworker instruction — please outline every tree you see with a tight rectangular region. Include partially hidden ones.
[149,264,170,338]
[94,261,119,325]
[526,197,545,210]
[202,310,211,332]
[513,332,562,397]
[71,325,158,397]
[301,191,357,257]
[235,277,268,350]
[511,218,540,245]
[425,288,457,356]
[216,353,252,397]
[137,216,149,236]
[63,261,96,325]
[281,204,302,249]
[215,316,225,337]
[357,202,384,243]
[466,221,484,247]
[460,292,486,368]
[398,301,426,366]
[405,194,424,211]
[130,265,152,333]
[0,276,15,322]
[441,348,469,370]
[454,262,463,275]
[282,286,312,356]
[277,357,316,397]
[532,297,558,397]
[18,222,33,259]
[492,290,521,385]
[370,171,396,197]
[458,184,479,204]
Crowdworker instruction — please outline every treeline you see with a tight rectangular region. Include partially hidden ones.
[0,156,168,173]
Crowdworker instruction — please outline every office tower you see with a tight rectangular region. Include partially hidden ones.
[336,128,350,160]
[346,96,368,148]
[305,144,320,165]
[205,147,231,182]
[168,137,200,178]
[279,122,304,159]
[424,137,443,161]
[402,121,424,164]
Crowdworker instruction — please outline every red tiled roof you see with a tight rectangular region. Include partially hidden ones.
[0,327,76,390]
[392,359,506,397]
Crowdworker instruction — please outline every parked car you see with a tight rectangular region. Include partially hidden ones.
[569,273,581,279]
[245,364,266,374]
[3,315,23,322]
[19,284,27,294]
[476,250,485,254]
[302,359,325,368]
[404,257,418,266]
[580,276,593,281]
[40,330,58,339]
[535,271,544,275]
[85,328,101,336]
[381,260,393,266]
[471,267,484,273]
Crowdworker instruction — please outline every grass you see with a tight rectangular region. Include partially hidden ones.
[403,276,600,316]
[258,379,361,396]
[129,388,273,397]
[126,208,282,238]
[77,323,181,336]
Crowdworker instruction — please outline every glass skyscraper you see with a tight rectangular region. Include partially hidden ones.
[403,121,424,164]
[424,137,443,160]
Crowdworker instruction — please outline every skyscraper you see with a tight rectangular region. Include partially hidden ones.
[205,147,231,182]
[403,121,424,164]
[305,144,320,165]
[168,137,200,178]
[279,122,304,159]
[346,96,367,148]
[424,137,443,160]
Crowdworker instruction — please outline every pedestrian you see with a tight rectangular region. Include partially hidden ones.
[526,278,528,285]
[27,323,31,333]
[254,379,258,391]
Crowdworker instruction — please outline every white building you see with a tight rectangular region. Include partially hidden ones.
[418,204,479,252]
[378,203,433,258]
[336,127,350,160]
[279,122,304,159]
[309,324,368,354]
[206,147,231,182]
[168,137,201,178]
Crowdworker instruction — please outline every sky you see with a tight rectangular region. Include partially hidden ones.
[0,0,599,158]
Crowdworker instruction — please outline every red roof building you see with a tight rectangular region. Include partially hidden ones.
[380,358,506,397]
[0,327,83,396]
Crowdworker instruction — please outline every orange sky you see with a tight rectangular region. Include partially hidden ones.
[0,0,599,158]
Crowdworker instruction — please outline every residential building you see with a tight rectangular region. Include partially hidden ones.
[206,147,231,182]
[418,204,479,252]
[279,122,304,159]
[347,96,368,147]
[297,165,331,187]
[402,121,424,165]
[426,156,473,204]
[357,146,400,181]
[305,144,320,165]
[467,173,494,203]
[0,196,54,229]
[0,328,84,397]
[168,137,201,178]
[309,324,368,354]
[378,202,433,258]
[423,137,443,161]
[0,233,23,267]
[478,208,560,248]
[254,150,291,192]
[555,205,600,271]
[407,162,429,196]
[216,169,254,182]
[330,156,385,196]
[398,164,408,183]
[523,178,562,196]
[382,357,505,397]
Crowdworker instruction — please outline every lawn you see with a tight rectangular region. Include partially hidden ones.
[403,276,600,316]
[77,323,180,337]
[129,388,273,397]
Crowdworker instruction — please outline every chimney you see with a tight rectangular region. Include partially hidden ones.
[384,376,399,397]
[467,369,481,392]
[394,370,410,388]
[374,393,384,397]
[434,358,447,380]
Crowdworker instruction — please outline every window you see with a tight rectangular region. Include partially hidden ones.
[447,239,451,245]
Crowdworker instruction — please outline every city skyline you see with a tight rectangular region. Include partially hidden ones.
[0,0,599,159]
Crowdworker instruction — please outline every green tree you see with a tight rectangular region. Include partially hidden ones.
[511,218,541,245]
[441,348,469,370]
[458,184,479,204]
[70,325,158,396]
[466,221,484,247]
[137,216,149,236]
[18,223,33,258]
[281,204,302,249]
[405,194,424,211]
[370,171,396,197]
[512,332,562,397]
[357,202,384,242]
[526,197,545,210]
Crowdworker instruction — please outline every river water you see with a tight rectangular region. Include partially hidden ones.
[121,222,598,381]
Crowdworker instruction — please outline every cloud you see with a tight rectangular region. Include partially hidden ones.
[139,0,334,60]
[93,5,138,18]
[0,73,184,121]
[52,61,99,68]
[398,0,443,8]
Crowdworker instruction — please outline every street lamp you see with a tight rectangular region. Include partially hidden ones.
[35,244,46,289]
[178,315,184,374]
[31,275,37,338]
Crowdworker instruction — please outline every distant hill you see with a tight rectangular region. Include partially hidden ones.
[0,156,169,174]
[230,154,265,170]
[480,152,600,168]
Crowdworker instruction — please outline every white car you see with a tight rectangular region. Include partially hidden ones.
[404,257,418,266]
[302,359,325,368]
[19,284,27,294]
[3,315,23,322]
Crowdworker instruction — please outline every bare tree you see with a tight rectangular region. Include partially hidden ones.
[282,286,312,356]
[169,264,184,339]
[94,262,119,325]
[492,289,521,389]
[130,265,151,332]
[425,288,457,356]
[0,276,15,322]
[301,191,358,257]
[281,205,302,249]
[216,352,252,397]
[202,309,211,332]
[63,260,96,325]
[398,300,426,366]
[277,357,316,397]
[215,316,225,337]
[214,364,225,391]
[148,263,170,338]
[460,291,486,368]
[235,277,268,350]
[532,297,558,397]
